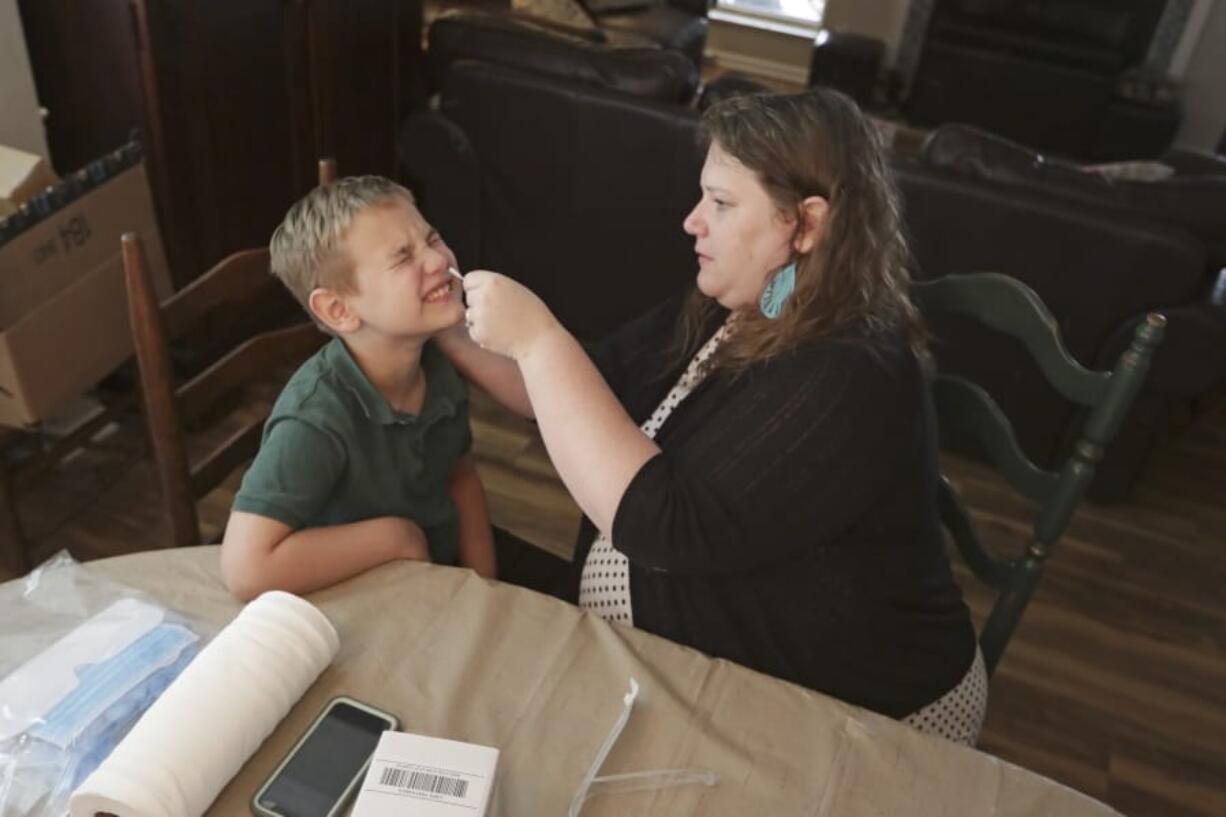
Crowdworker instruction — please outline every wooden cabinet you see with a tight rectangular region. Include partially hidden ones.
[19,0,424,285]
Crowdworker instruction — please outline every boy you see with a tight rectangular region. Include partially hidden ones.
[220,176,496,601]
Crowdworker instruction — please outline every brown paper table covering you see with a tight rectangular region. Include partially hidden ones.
[52,546,1119,816]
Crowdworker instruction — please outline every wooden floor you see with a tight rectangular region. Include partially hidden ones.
[2,386,1224,816]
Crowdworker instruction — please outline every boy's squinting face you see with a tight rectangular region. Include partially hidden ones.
[339,199,463,339]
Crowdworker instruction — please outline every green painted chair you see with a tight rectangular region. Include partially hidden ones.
[911,272,1166,675]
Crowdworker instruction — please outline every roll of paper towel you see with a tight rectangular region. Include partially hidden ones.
[69,590,340,817]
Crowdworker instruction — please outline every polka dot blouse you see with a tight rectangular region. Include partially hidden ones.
[578,319,732,625]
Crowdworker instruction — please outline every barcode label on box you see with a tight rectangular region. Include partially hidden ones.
[353,731,498,816]
[361,759,490,814]
[379,766,469,798]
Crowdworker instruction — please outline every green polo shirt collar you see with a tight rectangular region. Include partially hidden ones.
[324,338,461,429]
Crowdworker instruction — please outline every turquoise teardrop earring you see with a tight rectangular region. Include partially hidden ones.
[759,261,796,319]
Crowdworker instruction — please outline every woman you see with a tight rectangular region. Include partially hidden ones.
[439,89,986,744]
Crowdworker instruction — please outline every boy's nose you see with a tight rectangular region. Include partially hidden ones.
[423,247,450,277]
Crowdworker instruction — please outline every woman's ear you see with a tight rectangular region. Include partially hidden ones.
[793,195,830,255]
[308,287,359,334]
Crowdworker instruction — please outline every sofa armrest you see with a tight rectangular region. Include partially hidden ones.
[1161,147,1226,178]
[398,110,482,271]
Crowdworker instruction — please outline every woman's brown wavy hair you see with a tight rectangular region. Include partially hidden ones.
[674,87,926,375]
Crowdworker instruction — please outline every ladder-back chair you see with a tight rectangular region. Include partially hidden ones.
[912,272,1165,674]
[123,158,339,547]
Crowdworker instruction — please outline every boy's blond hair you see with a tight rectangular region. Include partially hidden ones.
[269,176,415,330]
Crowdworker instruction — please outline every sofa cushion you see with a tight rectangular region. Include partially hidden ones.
[427,11,699,104]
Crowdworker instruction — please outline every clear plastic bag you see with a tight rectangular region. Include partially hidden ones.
[0,551,206,817]
[568,679,717,815]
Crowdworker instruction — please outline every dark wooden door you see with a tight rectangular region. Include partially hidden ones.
[137,0,313,283]
[305,0,425,177]
[17,0,147,174]
[19,0,424,286]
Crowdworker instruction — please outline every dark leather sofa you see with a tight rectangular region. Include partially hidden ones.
[400,14,1224,501]
[402,11,705,339]
[898,125,1226,501]
[919,126,1226,281]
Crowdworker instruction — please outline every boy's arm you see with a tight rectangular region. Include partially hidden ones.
[220,512,429,601]
[447,453,497,579]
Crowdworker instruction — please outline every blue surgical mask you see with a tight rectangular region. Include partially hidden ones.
[2,623,196,814]
[4,624,198,817]
[30,623,198,748]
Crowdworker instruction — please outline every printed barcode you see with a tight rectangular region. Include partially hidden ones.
[379,766,469,798]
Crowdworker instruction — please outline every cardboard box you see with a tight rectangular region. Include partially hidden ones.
[0,143,57,218]
[0,157,172,427]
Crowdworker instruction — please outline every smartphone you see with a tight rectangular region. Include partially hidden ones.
[251,695,398,817]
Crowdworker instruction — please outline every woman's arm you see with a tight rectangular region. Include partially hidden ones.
[462,273,923,577]
[516,326,660,535]
[461,272,659,534]
[435,324,534,419]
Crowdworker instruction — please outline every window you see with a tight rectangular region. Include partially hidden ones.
[715,0,824,27]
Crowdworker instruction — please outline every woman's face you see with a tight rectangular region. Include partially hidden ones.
[683,141,796,311]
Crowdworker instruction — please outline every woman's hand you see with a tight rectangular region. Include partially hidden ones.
[462,271,564,361]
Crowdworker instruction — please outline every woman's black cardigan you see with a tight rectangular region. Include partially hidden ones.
[568,297,976,718]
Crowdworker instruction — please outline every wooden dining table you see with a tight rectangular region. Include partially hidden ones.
[4,546,1120,816]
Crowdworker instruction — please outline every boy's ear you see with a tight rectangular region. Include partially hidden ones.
[308,287,360,334]
[793,195,830,255]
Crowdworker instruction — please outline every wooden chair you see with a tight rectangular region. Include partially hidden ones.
[318,157,338,185]
[123,158,338,548]
[911,272,1165,675]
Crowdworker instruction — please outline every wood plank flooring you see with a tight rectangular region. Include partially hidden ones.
[2,386,1223,816]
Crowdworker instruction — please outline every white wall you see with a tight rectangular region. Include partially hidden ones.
[822,0,911,65]
[1175,0,1226,150]
[0,0,49,158]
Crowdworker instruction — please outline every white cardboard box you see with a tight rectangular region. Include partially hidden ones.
[352,731,498,817]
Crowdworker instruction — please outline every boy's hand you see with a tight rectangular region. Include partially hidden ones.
[380,516,430,562]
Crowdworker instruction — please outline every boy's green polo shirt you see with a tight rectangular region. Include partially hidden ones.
[233,337,471,565]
